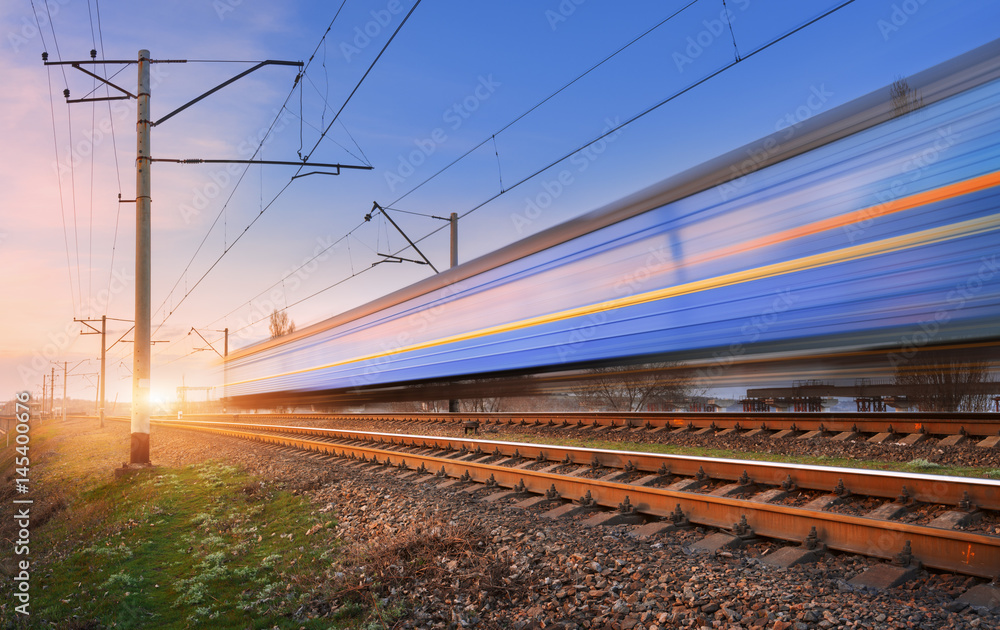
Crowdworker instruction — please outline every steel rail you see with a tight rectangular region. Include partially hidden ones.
[151,419,1000,579]
[164,411,1000,437]
[161,419,1000,511]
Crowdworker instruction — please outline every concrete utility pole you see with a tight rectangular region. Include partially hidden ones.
[62,361,67,422]
[132,49,152,464]
[41,374,47,417]
[47,50,371,464]
[447,212,459,414]
[100,315,107,427]
[50,367,55,418]
[450,212,458,269]
[76,314,125,429]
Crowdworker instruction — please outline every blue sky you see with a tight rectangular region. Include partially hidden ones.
[1,0,998,404]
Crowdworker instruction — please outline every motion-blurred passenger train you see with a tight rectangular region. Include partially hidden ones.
[224,41,1000,404]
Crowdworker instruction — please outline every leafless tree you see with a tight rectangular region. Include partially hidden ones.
[578,362,698,412]
[451,378,507,412]
[893,351,995,412]
[890,76,924,118]
[461,395,505,413]
[268,309,295,339]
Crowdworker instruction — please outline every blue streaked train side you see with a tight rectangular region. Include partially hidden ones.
[224,43,1000,400]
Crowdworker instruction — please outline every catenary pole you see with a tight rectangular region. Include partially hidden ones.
[450,213,458,269]
[45,51,365,459]
[132,49,152,464]
[100,315,107,428]
[447,212,459,413]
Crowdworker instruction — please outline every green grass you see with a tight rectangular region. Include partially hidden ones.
[490,431,1000,479]
[0,422,362,629]
[28,461,347,629]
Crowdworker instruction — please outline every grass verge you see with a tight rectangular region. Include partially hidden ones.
[0,421,354,629]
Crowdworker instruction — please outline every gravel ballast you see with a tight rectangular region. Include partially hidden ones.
[95,420,1000,628]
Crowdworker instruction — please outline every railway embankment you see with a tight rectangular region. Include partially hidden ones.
[3,417,999,629]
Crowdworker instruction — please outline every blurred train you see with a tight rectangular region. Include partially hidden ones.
[223,41,1000,405]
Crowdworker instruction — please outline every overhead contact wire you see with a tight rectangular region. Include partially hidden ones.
[155,1,420,341]
[389,0,862,259]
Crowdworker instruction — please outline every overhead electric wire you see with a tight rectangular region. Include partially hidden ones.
[223,259,381,340]
[340,119,371,165]
[301,71,373,162]
[387,0,699,208]
[151,89,301,333]
[189,0,687,345]
[153,0,370,331]
[286,87,369,165]
[45,61,78,317]
[34,0,80,316]
[39,0,84,315]
[66,100,82,315]
[49,0,83,315]
[86,0,97,49]
[202,220,367,326]
[88,0,99,314]
[152,0,421,341]
[154,217,372,359]
[28,0,49,52]
[177,0,854,357]
[304,0,349,67]
[389,0,864,253]
[226,0,865,344]
[40,0,68,87]
[89,87,96,315]
[96,0,126,315]
[299,0,422,164]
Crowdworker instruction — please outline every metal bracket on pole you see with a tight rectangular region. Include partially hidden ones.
[372,253,429,267]
[188,328,226,359]
[367,202,439,273]
[48,50,371,464]
[291,170,345,180]
[153,60,303,126]
[150,158,372,172]
[44,55,186,104]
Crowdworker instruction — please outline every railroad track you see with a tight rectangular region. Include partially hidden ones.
[137,417,1000,580]
[165,412,1000,444]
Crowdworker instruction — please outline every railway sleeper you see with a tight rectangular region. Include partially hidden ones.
[147,419,1000,582]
